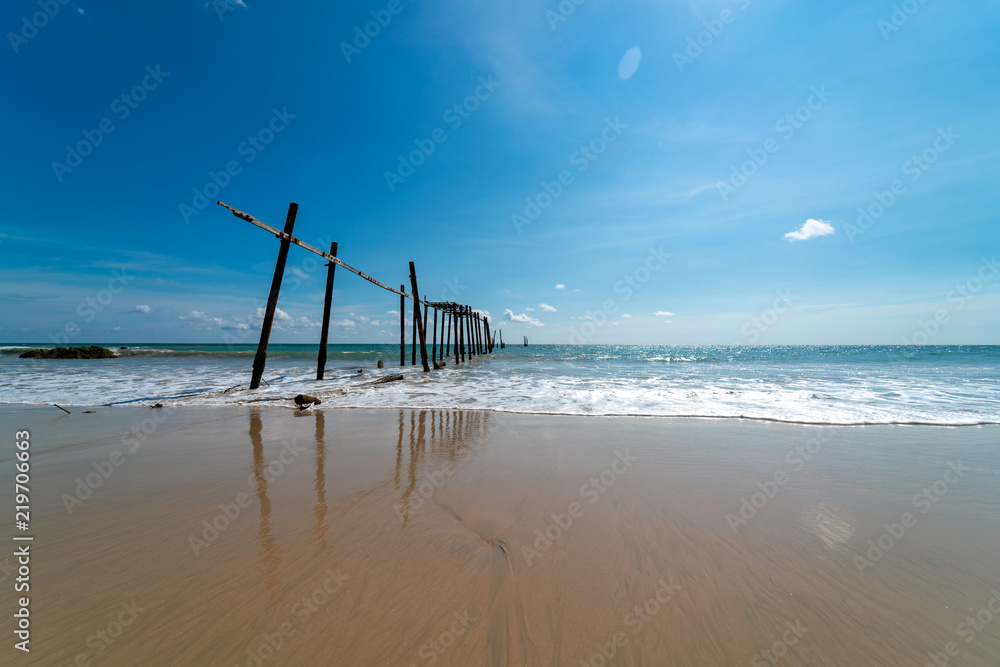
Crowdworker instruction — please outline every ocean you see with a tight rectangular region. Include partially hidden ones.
[2,344,999,425]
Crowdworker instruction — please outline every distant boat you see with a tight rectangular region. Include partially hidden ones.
[523,336,528,347]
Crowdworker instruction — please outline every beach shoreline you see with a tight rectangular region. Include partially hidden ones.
[1,405,998,665]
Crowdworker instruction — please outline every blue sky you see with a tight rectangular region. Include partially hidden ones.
[2,0,998,345]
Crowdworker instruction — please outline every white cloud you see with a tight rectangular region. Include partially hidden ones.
[332,319,356,328]
[525,307,534,311]
[472,309,491,322]
[654,311,675,317]
[132,304,153,314]
[784,219,834,242]
[538,303,557,312]
[621,314,632,319]
[387,310,400,316]
[504,308,544,327]
[555,284,566,289]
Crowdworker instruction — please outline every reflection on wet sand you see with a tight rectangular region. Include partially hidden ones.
[6,408,1000,666]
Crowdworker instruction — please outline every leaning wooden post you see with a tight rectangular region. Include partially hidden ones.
[316,241,338,381]
[475,312,483,354]
[250,202,297,390]
[484,318,491,354]
[399,286,406,367]
[408,262,430,372]
[431,306,438,363]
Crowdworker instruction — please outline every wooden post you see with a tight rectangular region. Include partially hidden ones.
[409,262,430,372]
[316,241,338,381]
[484,318,491,354]
[458,307,465,363]
[411,296,416,366]
[466,306,475,357]
[399,286,406,367]
[250,202,297,390]
[423,297,430,363]
[432,305,438,363]
[445,310,451,358]
[478,314,484,354]
[500,329,504,349]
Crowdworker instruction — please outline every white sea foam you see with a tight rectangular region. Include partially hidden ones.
[3,346,998,425]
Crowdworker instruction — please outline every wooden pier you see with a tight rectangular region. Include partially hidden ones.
[218,201,501,387]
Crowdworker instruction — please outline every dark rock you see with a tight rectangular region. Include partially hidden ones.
[152,403,163,409]
[371,374,404,385]
[19,346,115,359]
[377,360,384,369]
[293,394,322,407]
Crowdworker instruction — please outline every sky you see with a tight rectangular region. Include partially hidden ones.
[2,0,998,345]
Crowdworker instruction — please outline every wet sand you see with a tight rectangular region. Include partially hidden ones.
[1,405,998,666]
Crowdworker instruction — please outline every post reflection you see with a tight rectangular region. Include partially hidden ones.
[249,409,282,600]
[393,409,490,525]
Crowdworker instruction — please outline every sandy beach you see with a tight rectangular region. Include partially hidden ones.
[1,405,998,666]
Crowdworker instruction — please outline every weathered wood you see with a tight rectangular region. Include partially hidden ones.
[458,307,465,363]
[219,201,409,299]
[484,318,491,353]
[411,297,416,366]
[409,262,430,372]
[466,306,475,357]
[250,202,297,390]
[431,305,438,363]
[316,241,338,381]
[445,310,451,358]
[423,297,430,363]
[400,286,406,367]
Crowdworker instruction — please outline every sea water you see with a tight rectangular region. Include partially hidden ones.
[2,344,999,425]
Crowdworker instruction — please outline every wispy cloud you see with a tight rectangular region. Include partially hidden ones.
[132,304,153,314]
[555,284,566,290]
[538,303,557,312]
[784,219,835,242]
[654,311,675,317]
